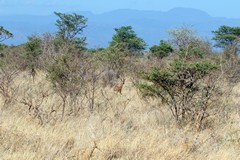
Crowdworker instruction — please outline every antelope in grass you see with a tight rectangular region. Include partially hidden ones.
[113,78,125,94]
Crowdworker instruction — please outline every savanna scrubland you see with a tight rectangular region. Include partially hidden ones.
[0,13,240,160]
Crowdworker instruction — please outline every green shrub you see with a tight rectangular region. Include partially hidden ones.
[150,40,173,59]
[138,59,218,129]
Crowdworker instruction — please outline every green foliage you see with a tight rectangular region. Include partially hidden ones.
[0,26,13,42]
[24,35,42,70]
[212,25,240,60]
[212,25,240,48]
[54,12,87,50]
[47,55,78,92]
[138,59,218,127]
[140,60,217,96]
[109,26,147,56]
[25,36,42,59]
[171,59,218,78]
[47,56,67,89]
[150,40,173,59]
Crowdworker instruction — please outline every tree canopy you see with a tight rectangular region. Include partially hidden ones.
[150,40,173,59]
[212,25,240,58]
[109,26,147,56]
[212,25,240,48]
[54,12,88,49]
[0,26,13,42]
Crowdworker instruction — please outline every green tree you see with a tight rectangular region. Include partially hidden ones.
[0,26,13,42]
[24,35,42,80]
[212,25,240,59]
[150,40,173,59]
[54,12,87,50]
[109,26,147,56]
[212,25,240,48]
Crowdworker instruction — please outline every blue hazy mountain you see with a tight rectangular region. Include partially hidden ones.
[1,8,240,48]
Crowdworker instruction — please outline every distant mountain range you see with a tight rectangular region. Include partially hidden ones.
[2,7,240,48]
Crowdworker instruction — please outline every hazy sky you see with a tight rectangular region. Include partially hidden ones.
[0,0,239,18]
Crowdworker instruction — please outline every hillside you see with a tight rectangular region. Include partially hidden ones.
[2,8,240,47]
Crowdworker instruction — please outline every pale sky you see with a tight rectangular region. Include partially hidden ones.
[0,0,239,18]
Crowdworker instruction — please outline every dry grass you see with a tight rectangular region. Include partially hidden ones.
[0,71,240,160]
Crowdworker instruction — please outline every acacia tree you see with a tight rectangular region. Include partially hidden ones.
[212,25,240,59]
[138,60,218,129]
[0,26,13,42]
[54,12,88,50]
[109,26,147,56]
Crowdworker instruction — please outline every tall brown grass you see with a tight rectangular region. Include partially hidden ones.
[0,71,240,160]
